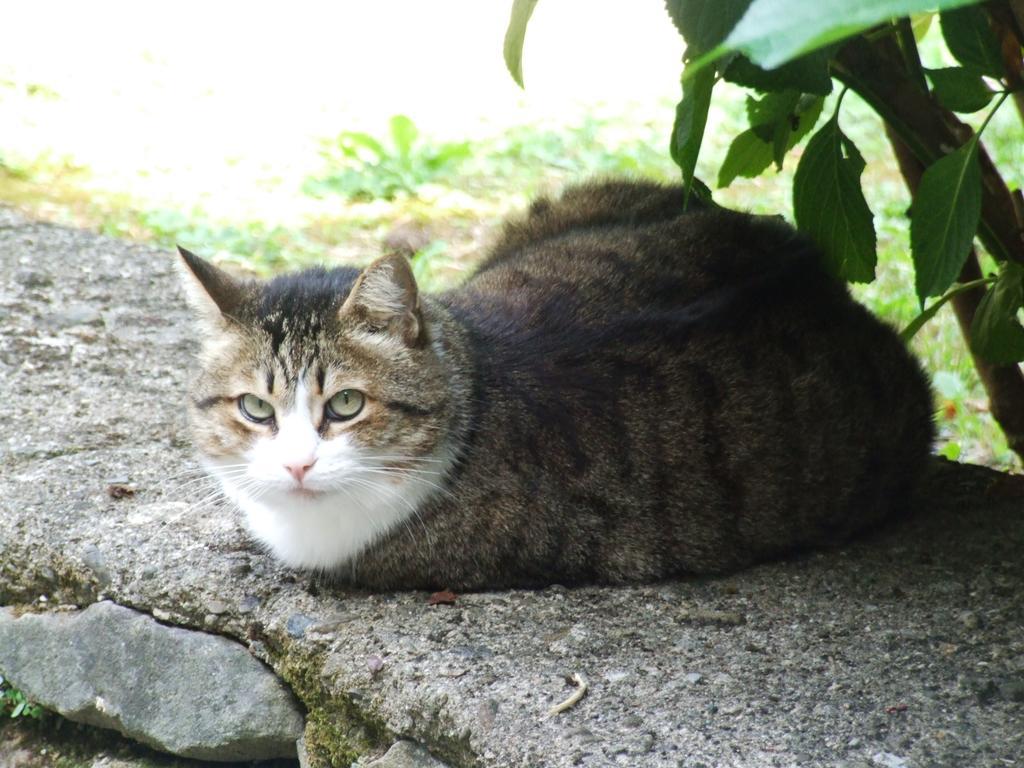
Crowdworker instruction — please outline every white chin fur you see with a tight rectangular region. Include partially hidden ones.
[205,459,445,571]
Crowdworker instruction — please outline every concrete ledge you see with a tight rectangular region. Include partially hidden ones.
[2,210,1022,766]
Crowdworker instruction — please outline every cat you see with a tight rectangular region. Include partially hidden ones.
[177,179,934,590]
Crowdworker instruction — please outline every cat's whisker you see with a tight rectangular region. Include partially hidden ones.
[355,454,448,465]
[163,472,248,497]
[356,468,455,500]
[161,463,250,482]
[360,465,445,477]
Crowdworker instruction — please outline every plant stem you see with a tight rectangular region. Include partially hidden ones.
[977,91,1011,138]
[895,17,928,94]
[901,276,998,342]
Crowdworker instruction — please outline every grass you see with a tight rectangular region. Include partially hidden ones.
[1,675,43,722]
[0,76,1020,470]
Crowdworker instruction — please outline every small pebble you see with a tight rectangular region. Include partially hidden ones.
[286,613,315,638]
[238,595,260,614]
[632,732,656,754]
[206,600,228,615]
[958,610,981,630]
[15,269,53,288]
[685,672,703,685]
[367,655,385,675]
[477,699,498,730]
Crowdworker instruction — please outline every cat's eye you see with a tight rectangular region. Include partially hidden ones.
[326,389,365,421]
[239,393,275,423]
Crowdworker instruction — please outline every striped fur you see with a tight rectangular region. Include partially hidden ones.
[180,179,934,589]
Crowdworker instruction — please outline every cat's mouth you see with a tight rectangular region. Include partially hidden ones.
[288,487,326,499]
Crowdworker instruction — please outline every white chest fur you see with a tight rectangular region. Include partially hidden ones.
[221,470,439,570]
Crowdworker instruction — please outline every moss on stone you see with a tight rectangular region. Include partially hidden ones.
[275,646,391,767]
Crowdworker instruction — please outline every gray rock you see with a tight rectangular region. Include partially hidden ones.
[0,602,304,761]
[366,741,451,768]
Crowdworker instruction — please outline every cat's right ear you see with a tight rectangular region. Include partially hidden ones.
[340,253,424,347]
[176,246,246,329]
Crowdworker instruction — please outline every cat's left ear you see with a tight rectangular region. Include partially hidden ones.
[176,246,247,328]
[340,253,424,346]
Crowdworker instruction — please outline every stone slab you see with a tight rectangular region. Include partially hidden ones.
[0,601,304,761]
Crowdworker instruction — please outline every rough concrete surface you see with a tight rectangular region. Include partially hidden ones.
[1,208,1022,767]
[363,741,452,768]
[0,601,304,761]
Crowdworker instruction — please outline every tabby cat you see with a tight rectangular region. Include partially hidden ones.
[178,180,934,590]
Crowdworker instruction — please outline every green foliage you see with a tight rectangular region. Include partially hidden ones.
[926,67,995,113]
[723,49,834,96]
[657,0,1021,363]
[304,115,471,201]
[718,91,822,186]
[504,0,539,87]
[940,5,1005,77]
[670,65,715,204]
[1,676,43,721]
[793,106,876,282]
[106,208,319,274]
[664,0,752,54]
[971,262,1024,364]
[686,0,983,72]
[910,136,982,301]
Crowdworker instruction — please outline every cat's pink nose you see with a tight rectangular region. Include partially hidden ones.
[285,459,317,483]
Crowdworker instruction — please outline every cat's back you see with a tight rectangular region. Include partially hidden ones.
[452,179,828,322]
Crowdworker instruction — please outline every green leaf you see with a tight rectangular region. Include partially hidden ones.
[723,49,833,95]
[389,115,419,159]
[670,63,716,205]
[665,0,752,54]
[940,5,1004,78]
[747,90,800,127]
[689,0,984,73]
[336,131,386,160]
[926,67,995,112]
[911,12,935,40]
[911,137,981,301]
[718,129,774,187]
[970,262,1024,364]
[793,113,876,282]
[721,92,823,186]
[783,94,824,162]
[503,0,539,88]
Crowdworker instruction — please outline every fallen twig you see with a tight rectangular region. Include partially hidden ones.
[548,672,588,717]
